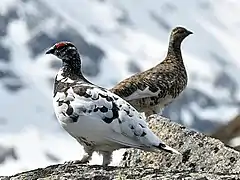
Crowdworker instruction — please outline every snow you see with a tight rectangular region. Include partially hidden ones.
[0,0,18,15]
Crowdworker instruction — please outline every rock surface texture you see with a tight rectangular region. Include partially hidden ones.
[1,115,240,180]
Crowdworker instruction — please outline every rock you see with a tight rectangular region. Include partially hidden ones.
[1,115,240,180]
[1,164,240,180]
[121,115,240,174]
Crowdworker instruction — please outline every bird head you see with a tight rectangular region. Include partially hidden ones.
[170,26,193,43]
[45,41,79,63]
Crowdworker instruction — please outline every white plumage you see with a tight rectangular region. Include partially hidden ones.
[47,41,180,166]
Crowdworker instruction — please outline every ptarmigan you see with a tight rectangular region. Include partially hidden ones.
[110,26,192,118]
[46,41,180,166]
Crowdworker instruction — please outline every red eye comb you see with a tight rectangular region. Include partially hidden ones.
[55,42,66,49]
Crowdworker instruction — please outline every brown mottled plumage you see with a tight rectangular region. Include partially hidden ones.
[110,26,192,118]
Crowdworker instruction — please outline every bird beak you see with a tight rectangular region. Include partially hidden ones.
[187,30,193,35]
[45,47,55,55]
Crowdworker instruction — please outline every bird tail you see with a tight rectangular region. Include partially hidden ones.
[142,126,181,154]
[153,142,181,154]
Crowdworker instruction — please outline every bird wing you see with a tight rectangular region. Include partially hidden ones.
[110,63,180,101]
[54,83,164,150]
[123,86,161,101]
[110,76,164,101]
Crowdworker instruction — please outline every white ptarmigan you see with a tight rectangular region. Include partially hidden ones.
[111,27,192,118]
[46,41,180,166]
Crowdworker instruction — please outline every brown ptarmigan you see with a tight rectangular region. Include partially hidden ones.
[45,41,180,167]
[110,26,192,118]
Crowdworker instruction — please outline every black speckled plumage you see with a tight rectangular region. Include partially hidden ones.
[110,26,192,117]
[46,41,180,167]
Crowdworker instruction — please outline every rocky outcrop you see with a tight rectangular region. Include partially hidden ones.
[1,115,240,180]
[121,115,240,173]
[1,163,240,180]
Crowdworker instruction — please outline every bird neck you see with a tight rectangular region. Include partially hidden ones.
[61,54,84,80]
[167,39,183,63]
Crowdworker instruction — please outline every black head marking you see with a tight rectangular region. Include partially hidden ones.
[46,41,77,59]
[46,41,83,80]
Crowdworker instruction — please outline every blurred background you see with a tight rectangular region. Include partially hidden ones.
[0,0,240,175]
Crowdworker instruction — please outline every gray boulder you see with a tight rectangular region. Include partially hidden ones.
[1,115,240,180]
[121,115,240,174]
